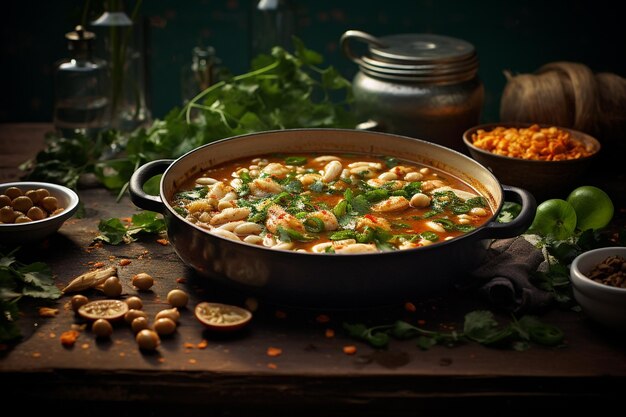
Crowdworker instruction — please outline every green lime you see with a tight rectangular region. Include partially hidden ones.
[528,199,577,239]
[566,186,614,231]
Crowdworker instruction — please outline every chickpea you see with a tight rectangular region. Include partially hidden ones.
[0,206,16,223]
[25,189,41,204]
[132,272,154,291]
[51,208,65,216]
[41,196,59,213]
[14,215,32,224]
[26,206,46,221]
[131,317,150,333]
[167,289,189,308]
[136,329,160,351]
[92,319,113,338]
[155,307,180,322]
[0,195,11,207]
[11,196,33,213]
[35,188,50,201]
[124,309,148,324]
[71,294,89,312]
[125,296,143,310]
[154,318,177,336]
[102,276,123,297]
[4,187,22,200]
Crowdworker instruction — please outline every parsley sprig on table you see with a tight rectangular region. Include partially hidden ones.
[22,39,356,199]
[344,310,564,351]
[0,249,61,342]
[95,211,166,245]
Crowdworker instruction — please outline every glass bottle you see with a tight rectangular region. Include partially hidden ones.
[181,46,222,105]
[53,25,109,139]
[91,4,151,132]
[250,0,296,58]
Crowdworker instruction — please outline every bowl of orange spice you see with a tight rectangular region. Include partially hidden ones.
[463,123,600,200]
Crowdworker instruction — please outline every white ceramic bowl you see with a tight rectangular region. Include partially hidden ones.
[570,247,626,330]
[0,181,80,245]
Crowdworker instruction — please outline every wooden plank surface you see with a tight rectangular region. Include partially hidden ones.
[0,124,625,415]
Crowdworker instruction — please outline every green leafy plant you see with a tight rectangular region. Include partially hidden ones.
[95,211,166,245]
[343,310,564,351]
[0,249,61,342]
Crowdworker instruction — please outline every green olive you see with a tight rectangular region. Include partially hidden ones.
[41,196,59,213]
[25,189,41,204]
[71,294,89,312]
[26,206,46,221]
[102,276,123,297]
[132,272,154,291]
[4,187,22,200]
[167,289,189,308]
[154,318,177,336]
[131,316,150,333]
[0,206,16,223]
[14,215,32,224]
[92,319,113,338]
[11,196,33,213]
[155,307,180,322]
[125,296,143,310]
[0,195,11,207]
[136,329,160,351]
[124,308,148,324]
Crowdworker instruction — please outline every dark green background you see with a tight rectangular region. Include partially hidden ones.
[2,0,624,125]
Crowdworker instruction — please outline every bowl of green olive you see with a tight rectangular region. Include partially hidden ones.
[0,181,79,245]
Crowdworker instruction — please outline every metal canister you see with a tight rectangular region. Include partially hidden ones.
[341,30,484,152]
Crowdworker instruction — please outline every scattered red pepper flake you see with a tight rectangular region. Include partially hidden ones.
[38,307,59,318]
[325,329,335,338]
[266,347,282,357]
[93,261,106,268]
[119,259,132,266]
[197,340,208,349]
[343,345,357,355]
[404,302,416,312]
[176,277,187,284]
[60,330,80,347]
[315,314,330,323]
[274,310,287,319]
[156,238,169,246]
[121,217,132,223]
[267,363,278,369]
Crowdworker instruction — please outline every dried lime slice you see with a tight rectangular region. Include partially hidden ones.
[194,302,252,331]
[78,299,129,321]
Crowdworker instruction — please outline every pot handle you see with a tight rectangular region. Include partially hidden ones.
[129,159,174,213]
[476,185,537,240]
[340,30,387,65]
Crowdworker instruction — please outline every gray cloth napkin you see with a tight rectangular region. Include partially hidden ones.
[471,236,553,314]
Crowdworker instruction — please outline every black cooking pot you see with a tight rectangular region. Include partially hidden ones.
[129,129,535,307]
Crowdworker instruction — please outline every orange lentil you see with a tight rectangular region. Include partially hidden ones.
[343,345,357,355]
[471,124,593,161]
[32,352,41,358]
[325,328,335,338]
[267,363,278,369]
[156,238,169,246]
[184,343,195,349]
[197,340,208,349]
[119,259,132,266]
[404,302,416,312]
[315,314,330,323]
[188,358,197,364]
[60,330,80,347]
[266,347,282,357]
[38,307,59,318]
[93,261,106,268]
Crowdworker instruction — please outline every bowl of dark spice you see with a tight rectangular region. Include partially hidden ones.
[570,247,626,330]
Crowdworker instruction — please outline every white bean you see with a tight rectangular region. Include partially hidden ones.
[378,172,398,181]
[210,207,251,225]
[243,235,263,245]
[313,155,341,162]
[419,167,431,175]
[404,172,423,182]
[409,193,431,208]
[210,228,241,241]
[323,160,343,182]
[273,242,294,251]
[371,196,410,212]
[470,207,488,216]
[234,222,263,235]
[195,177,219,186]
[425,221,446,233]
[217,220,245,231]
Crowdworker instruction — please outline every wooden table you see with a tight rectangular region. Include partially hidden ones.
[1,123,624,416]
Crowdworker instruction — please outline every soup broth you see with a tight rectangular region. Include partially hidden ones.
[170,153,493,253]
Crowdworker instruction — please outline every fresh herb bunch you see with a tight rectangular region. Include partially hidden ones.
[344,310,564,351]
[95,211,166,245]
[0,249,61,342]
[22,38,356,199]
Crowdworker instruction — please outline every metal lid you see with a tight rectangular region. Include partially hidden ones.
[341,30,479,82]
[65,25,95,53]
[368,33,475,65]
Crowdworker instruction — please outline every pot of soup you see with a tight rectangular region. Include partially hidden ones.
[129,129,535,307]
